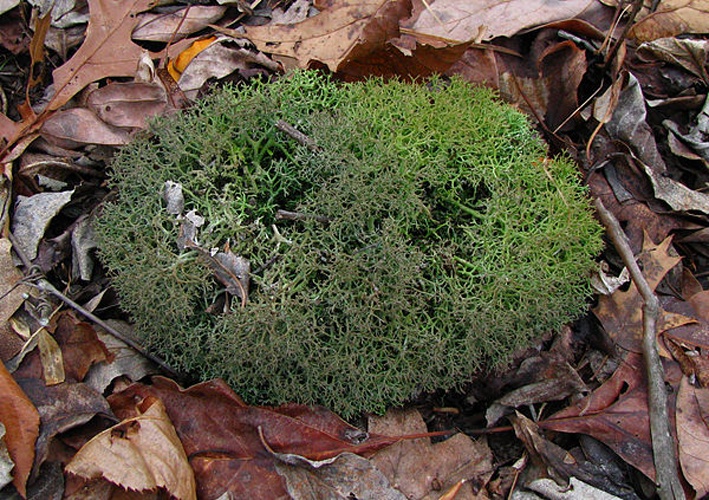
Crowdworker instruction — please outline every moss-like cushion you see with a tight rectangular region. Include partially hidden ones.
[96,71,603,416]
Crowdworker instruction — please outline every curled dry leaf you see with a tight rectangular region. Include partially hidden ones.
[66,397,196,500]
[243,0,410,71]
[0,362,40,498]
[132,6,226,43]
[402,0,598,45]
[85,81,169,130]
[11,189,74,261]
[40,108,133,148]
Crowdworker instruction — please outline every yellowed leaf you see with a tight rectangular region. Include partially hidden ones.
[66,398,196,500]
[242,0,410,71]
[37,329,65,385]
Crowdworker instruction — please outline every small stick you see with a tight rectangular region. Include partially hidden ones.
[275,209,330,224]
[7,231,181,380]
[594,198,685,500]
[275,120,321,151]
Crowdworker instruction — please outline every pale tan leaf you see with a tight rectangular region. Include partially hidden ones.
[403,0,597,44]
[132,6,226,42]
[37,329,65,386]
[66,398,196,500]
[85,82,169,129]
[40,108,132,148]
[242,0,409,71]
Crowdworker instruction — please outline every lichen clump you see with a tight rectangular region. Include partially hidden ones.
[96,71,603,416]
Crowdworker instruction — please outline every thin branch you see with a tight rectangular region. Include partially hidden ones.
[594,198,685,500]
[275,120,321,151]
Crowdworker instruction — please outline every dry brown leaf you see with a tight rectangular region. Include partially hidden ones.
[48,0,156,112]
[0,238,29,361]
[402,0,597,44]
[66,397,196,500]
[369,409,493,499]
[629,0,709,42]
[242,0,410,71]
[85,81,169,129]
[40,108,132,148]
[593,233,696,353]
[0,361,40,498]
[132,6,226,43]
[677,378,709,498]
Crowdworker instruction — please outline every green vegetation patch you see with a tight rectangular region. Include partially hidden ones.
[96,71,603,416]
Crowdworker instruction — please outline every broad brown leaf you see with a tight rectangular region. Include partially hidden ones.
[369,409,493,499]
[243,0,410,72]
[108,377,399,499]
[0,362,39,497]
[541,352,682,481]
[628,0,709,42]
[48,0,156,112]
[402,0,597,44]
[66,397,196,500]
[0,239,29,361]
[593,232,696,353]
[676,378,709,498]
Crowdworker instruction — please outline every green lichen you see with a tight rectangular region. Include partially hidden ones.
[96,70,603,416]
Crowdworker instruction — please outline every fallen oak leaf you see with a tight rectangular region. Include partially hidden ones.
[48,0,156,112]
[593,232,696,354]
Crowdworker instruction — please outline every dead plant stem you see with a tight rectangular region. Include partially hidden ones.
[593,198,684,500]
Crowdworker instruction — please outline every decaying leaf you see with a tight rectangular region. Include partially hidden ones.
[541,352,683,481]
[85,81,169,130]
[40,108,133,148]
[132,5,226,43]
[402,0,597,44]
[273,451,406,499]
[66,397,196,500]
[48,0,156,112]
[0,239,30,361]
[242,0,410,71]
[593,233,696,353]
[11,189,74,261]
[676,377,709,498]
[628,0,709,42]
[369,409,493,499]
[638,37,709,82]
[107,377,399,499]
[0,362,40,498]
[16,377,114,479]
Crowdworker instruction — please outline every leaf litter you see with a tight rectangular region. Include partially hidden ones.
[1,0,709,497]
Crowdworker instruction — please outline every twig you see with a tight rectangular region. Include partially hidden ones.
[275,120,320,151]
[593,198,685,500]
[275,209,330,224]
[6,231,182,380]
